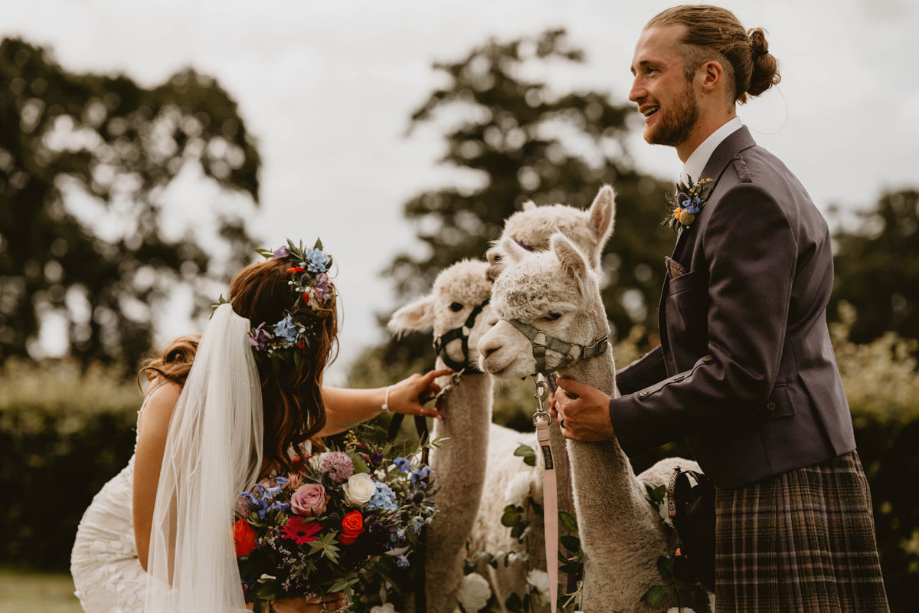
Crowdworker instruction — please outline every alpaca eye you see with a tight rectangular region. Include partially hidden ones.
[450,302,464,312]
[541,312,562,322]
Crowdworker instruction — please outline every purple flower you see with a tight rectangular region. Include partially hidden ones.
[273,246,290,259]
[247,322,274,351]
[314,273,331,301]
[319,451,354,483]
[394,457,410,473]
[410,466,433,486]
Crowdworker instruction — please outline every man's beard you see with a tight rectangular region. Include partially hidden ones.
[645,80,699,147]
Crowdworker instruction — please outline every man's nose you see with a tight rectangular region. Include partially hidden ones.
[628,78,645,103]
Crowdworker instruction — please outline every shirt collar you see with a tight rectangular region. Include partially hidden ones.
[680,116,743,187]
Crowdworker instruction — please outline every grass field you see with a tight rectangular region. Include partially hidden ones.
[0,569,83,613]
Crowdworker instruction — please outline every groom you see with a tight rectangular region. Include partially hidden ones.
[552,5,889,611]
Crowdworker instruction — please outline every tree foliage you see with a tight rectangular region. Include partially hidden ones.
[351,30,677,389]
[829,188,919,345]
[0,37,261,367]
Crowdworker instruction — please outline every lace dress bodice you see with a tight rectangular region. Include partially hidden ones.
[70,383,167,613]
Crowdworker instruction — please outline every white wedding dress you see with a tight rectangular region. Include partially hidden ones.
[70,382,168,613]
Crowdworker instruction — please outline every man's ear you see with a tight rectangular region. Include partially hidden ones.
[550,232,588,282]
[700,59,725,93]
[388,294,436,337]
[588,185,616,261]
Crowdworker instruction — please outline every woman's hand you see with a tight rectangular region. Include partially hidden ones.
[386,368,453,420]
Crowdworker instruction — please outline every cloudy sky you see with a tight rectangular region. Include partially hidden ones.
[6,0,918,383]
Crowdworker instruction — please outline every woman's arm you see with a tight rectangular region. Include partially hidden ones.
[319,368,452,436]
[132,381,182,572]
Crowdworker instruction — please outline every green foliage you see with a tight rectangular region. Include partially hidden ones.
[0,359,140,570]
[830,189,919,346]
[350,28,677,392]
[0,37,261,368]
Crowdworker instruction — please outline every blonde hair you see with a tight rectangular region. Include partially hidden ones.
[647,4,780,104]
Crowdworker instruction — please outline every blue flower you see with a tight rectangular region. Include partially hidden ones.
[367,481,398,512]
[411,516,425,534]
[410,466,433,486]
[394,457,410,473]
[395,528,406,541]
[273,315,299,344]
[302,249,330,273]
[397,555,410,568]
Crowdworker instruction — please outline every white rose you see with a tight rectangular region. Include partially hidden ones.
[457,572,492,612]
[504,471,531,507]
[526,569,550,603]
[343,472,376,507]
[370,604,397,613]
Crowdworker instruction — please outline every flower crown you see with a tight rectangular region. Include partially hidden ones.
[213,238,336,362]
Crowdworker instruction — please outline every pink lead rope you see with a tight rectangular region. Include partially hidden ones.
[533,375,558,613]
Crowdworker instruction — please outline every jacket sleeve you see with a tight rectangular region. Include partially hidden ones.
[609,183,797,456]
[615,345,667,396]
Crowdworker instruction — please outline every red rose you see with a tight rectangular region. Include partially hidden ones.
[233,518,257,557]
[287,267,305,274]
[338,510,365,545]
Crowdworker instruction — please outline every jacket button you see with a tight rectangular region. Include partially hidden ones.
[701,355,713,363]
[672,374,686,382]
[767,401,777,412]
[639,390,650,399]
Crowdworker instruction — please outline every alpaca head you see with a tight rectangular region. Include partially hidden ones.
[388,259,495,368]
[486,185,616,280]
[479,233,609,380]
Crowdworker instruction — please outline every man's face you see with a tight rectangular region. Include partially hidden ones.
[629,25,699,148]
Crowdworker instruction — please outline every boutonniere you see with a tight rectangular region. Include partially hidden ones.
[662,177,714,232]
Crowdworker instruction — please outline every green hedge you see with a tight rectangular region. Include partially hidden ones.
[0,360,140,571]
[2,346,917,612]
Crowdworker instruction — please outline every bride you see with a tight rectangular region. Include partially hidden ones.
[70,241,448,613]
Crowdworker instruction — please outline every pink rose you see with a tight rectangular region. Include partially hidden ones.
[291,483,328,517]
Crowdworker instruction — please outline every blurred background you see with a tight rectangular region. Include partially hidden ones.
[1,0,917,610]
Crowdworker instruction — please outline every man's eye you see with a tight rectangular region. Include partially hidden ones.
[450,302,464,312]
[541,312,562,322]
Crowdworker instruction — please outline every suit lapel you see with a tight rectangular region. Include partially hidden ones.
[670,126,757,261]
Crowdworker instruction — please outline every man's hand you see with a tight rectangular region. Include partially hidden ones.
[552,376,615,441]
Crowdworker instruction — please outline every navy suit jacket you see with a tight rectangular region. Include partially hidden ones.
[609,126,856,488]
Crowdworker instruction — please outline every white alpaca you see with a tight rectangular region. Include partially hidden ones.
[488,186,692,499]
[388,260,552,612]
[486,186,616,281]
[479,233,712,612]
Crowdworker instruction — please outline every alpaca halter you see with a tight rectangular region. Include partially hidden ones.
[508,318,608,375]
[432,298,490,374]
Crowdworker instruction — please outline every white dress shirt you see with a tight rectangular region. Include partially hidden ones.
[680,116,743,187]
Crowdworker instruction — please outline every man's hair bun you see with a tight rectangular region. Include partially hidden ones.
[746,28,780,97]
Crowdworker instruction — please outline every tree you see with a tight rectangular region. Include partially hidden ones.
[350,29,676,390]
[830,188,919,344]
[0,38,261,368]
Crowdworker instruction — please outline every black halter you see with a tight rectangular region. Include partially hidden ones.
[432,298,490,374]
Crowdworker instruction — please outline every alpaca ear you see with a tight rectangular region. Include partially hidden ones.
[550,232,588,282]
[388,294,436,337]
[522,201,537,211]
[588,185,616,259]
[499,235,530,264]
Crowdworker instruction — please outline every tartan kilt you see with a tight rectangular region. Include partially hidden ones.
[714,450,889,612]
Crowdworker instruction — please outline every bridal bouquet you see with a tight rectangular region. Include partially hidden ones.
[234,425,438,612]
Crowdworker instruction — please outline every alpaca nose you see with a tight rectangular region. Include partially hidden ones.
[479,334,500,359]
